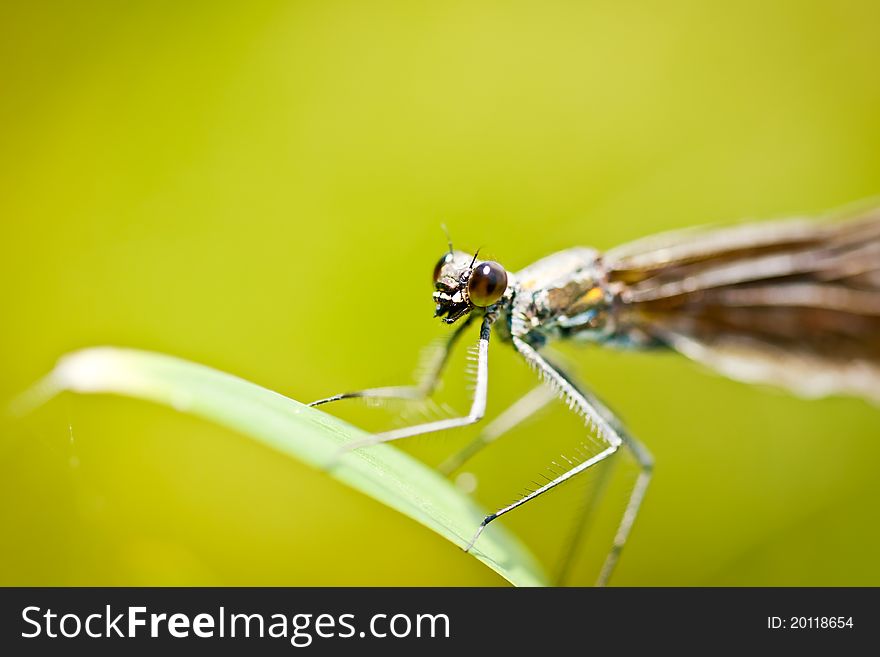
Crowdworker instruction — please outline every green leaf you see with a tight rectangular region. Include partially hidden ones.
[19,347,548,587]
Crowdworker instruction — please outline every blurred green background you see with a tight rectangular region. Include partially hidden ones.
[2,1,879,586]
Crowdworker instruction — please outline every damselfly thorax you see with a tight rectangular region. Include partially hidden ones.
[312,206,880,585]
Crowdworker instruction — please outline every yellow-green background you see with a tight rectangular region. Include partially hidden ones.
[2,1,878,586]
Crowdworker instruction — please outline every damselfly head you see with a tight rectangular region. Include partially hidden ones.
[432,250,508,324]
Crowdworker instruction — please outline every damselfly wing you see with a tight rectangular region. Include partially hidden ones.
[312,205,880,585]
[605,211,880,402]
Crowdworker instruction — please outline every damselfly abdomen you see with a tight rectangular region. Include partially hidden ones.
[312,205,880,585]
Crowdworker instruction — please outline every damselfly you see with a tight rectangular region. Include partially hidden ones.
[312,205,880,585]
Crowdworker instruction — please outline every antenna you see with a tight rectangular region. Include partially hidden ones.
[469,247,482,268]
[440,223,454,254]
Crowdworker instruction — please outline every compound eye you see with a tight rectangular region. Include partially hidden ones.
[467,261,508,307]
[433,253,453,282]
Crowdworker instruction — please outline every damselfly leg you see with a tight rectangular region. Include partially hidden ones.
[313,314,650,584]
[462,337,651,586]
[326,316,495,453]
[437,384,556,476]
[309,315,475,408]
[598,433,652,586]
[460,339,620,564]
[544,362,654,585]
[555,454,616,585]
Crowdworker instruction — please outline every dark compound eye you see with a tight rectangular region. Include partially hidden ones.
[467,261,508,307]
[433,253,453,282]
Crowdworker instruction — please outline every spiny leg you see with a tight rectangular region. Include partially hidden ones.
[596,433,652,587]
[553,410,653,586]
[309,314,475,407]
[553,437,652,587]
[572,365,653,584]
[336,315,495,453]
[547,358,653,586]
[437,384,556,476]
[554,452,616,586]
[464,337,623,553]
